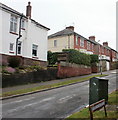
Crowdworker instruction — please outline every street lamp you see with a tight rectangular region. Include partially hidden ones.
[98,40,102,75]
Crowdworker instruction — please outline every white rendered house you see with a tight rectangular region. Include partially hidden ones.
[0,2,50,66]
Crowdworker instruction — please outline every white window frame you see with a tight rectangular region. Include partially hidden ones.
[87,41,91,50]
[54,40,57,47]
[92,43,94,50]
[9,43,14,51]
[10,15,18,33]
[80,39,84,47]
[76,36,79,45]
[32,44,38,57]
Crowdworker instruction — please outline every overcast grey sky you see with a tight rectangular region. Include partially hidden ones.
[1,0,117,50]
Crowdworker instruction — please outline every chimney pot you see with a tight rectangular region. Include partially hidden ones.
[103,42,108,46]
[89,36,95,41]
[26,2,32,19]
[66,26,74,31]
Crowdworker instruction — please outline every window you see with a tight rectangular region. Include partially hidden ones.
[10,15,18,33]
[32,44,38,56]
[80,39,84,47]
[9,43,14,51]
[76,36,79,45]
[18,42,21,54]
[92,44,94,51]
[54,40,57,47]
[87,41,91,50]
[21,19,25,29]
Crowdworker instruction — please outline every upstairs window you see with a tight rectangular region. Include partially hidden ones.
[54,40,57,47]
[10,15,18,33]
[87,41,91,50]
[76,36,79,45]
[80,39,84,47]
[32,44,38,56]
[92,43,94,51]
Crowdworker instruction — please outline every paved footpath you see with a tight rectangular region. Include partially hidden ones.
[2,70,117,93]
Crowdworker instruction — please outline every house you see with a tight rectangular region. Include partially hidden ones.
[48,26,97,55]
[48,26,118,71]
[0,2,50,67]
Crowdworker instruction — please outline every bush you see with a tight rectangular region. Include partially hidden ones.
[47,51,58,65]
[90,54,99,63]
[63,49,91,66]
[8,56,21,68]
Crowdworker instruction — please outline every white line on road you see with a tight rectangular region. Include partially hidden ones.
[58,95,76,103]
[3,97,55,116]
[3,97,35,106]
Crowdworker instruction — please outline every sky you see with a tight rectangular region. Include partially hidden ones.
[0,0,117,50]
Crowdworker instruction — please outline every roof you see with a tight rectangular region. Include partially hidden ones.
[48,28,118,53]
[48,28,74,38]
[0,2,50,30]
[48,28,98,44]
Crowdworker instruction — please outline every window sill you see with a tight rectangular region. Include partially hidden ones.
[10,32,18,35]
[32,56,38,59]
[9,51,14,54]
[21,28,25,30]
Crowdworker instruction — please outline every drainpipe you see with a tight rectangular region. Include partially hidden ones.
[16,14,23,56]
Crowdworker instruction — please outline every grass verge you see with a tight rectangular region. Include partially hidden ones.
[1,74,107,98]
[66,90,118,119]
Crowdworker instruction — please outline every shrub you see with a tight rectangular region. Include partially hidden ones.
[8,56,21,68]
[47,51,58,65]
[63,49,91,66]
[90,54,99,63]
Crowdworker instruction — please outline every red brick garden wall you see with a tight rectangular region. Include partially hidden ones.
[57,62,92,78]
[0,54,47,67]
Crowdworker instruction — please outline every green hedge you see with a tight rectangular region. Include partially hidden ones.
[90,54,99,63]
[47,51,58,65]
[63,49,91,66]
[48,49,99,66]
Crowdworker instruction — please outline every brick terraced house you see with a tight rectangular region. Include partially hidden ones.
[48,26,118,71]
[0,2,50,66]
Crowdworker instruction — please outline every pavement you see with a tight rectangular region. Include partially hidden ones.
[1,69,118,100]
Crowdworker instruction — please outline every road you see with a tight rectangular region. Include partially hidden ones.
[2,70,118,119]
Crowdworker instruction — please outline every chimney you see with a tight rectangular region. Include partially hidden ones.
[89,36,95,41]
[103,42,108,47]
[26,2,32,19]
[66,26,74,31]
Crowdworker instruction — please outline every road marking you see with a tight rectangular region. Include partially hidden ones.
[3,97,35,106]
[3,97,55,115]
[58,95,73,103]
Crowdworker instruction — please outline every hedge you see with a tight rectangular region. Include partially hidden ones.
[62,49,91,66]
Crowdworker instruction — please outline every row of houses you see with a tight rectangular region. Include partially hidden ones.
[48,26,118,70]
[0,2,118,70]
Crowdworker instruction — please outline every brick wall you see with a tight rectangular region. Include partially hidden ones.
[0,54,47,67]
[57,62,92,78]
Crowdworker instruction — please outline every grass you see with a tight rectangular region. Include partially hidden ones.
[66,90,118,119]
[1,74,107,98]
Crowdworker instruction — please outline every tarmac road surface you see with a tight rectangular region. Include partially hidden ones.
[2,70,118,119]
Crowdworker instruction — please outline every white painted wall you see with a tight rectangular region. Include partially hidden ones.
[0,7,48,62]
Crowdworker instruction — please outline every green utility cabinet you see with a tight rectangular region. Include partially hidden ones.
[89,77,108,105]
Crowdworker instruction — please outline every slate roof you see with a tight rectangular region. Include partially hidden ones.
[48,28,98,45]
[48,29,74,38]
